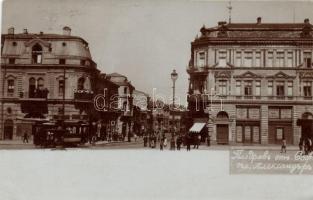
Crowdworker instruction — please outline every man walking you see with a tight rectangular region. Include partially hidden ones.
[23,131,29,143]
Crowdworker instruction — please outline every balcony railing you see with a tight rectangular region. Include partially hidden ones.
[19,90,49,99]
[74,90,94,101]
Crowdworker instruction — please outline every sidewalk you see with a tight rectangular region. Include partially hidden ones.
[0,140,34,145]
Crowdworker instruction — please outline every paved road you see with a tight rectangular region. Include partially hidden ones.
[0,138,302,151]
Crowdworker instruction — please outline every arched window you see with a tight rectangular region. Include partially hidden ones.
[32,44,42,64]
[29,77,36,98]
[37,78,44,90]
[77,77,85,90]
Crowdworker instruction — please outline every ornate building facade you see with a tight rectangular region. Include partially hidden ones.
[187,18,313,145]
[0,27,98,140]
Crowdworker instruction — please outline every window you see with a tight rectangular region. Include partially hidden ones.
[276,127,284,140]
[276,52,284,67]
[124,87,128,94]
[304,52,312,68]
[287,52,293,67]
[244,51,252,67]
[218,51,227,67]
[197,52,205,67]
[12,41,17,46]
[287,81,293,96]
[29,77,36,98]
[77,77,85,90]
[7,80,14,93]
[303,81,312,97]
[235,81,241,95]
[276,81,285,96]
[58,80,65,96]
[244,81,252,96]
[268,81,273,96]
[255,81,261,96]
[37,78,44,90]
[32,44,42,64]
[267,52,274,67]
[80,60,86,66]
[235,51,242,66]
[62,42,67,47]
[9,58,15,64]
[59,59,66,64]
[255,52,261,67]
[218,80,227,95]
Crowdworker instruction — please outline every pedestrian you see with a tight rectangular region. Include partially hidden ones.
[143,135,147,147]
[176,136,182,150]
[186,134,191,151]
[281,138,286,153]
[163,137,167,148]
[170,137,175,150]
[160,137,164,151]
[23,131,29,143]
[207,135,211,146]
[134,133,138,142]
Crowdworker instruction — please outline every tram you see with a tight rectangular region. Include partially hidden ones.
[32,120,89,147]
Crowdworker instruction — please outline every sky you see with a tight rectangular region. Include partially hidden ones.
[2,0,313,105]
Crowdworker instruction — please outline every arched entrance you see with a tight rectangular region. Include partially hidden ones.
[4,119,14,140]
[216,111,229,144]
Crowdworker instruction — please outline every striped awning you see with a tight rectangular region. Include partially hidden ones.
[189,123,206,133]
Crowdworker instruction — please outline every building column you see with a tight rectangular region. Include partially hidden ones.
[293,105,302,145]
[260,105,268,144]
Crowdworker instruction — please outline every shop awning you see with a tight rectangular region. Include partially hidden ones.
[189,123,206,133]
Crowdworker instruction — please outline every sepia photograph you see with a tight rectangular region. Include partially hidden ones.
[1,0,313,199]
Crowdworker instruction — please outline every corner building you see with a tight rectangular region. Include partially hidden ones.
[187,18,313,145]
[0,27,98,140]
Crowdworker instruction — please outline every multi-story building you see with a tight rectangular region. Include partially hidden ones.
[187,17,313,145]
[133,90,150,135]
[106,73,135,138]
[0,27,99,140]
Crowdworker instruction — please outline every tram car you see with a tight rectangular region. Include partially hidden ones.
[32,121,89,147]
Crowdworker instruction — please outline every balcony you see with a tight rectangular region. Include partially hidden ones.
[74,90,94,101]
[20,89,49,99]
[186,65,208,74]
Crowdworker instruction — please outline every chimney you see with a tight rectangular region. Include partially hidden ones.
[257,17,262,24]
[304,18,310,24]
[8,27,14,35]
[23,28,28,34]
[39,31,43,35]
[63,26,71,36]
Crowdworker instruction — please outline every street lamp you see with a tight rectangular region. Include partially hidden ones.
[171,69,178,138]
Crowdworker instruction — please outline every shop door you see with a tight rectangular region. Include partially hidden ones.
[216,124,229,144]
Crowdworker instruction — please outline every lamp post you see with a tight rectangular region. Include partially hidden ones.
[171,69,178,138]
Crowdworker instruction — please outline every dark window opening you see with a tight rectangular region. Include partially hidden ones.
[9,58,15,64]
[59,59,66,64]
[62,42,66,47]
[80,60,86,66]
[303,82,312,97]
[29,78,36,98]
[32,44,42,64]
[276,82,285,96]
[124,87,127,94]
[7,79,14,93]
[12,42,17,46]
[244,81,252,96]
[58,80,65,96]
[77,77,85,90]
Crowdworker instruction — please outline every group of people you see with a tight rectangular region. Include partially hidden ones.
[143,132,203,151]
